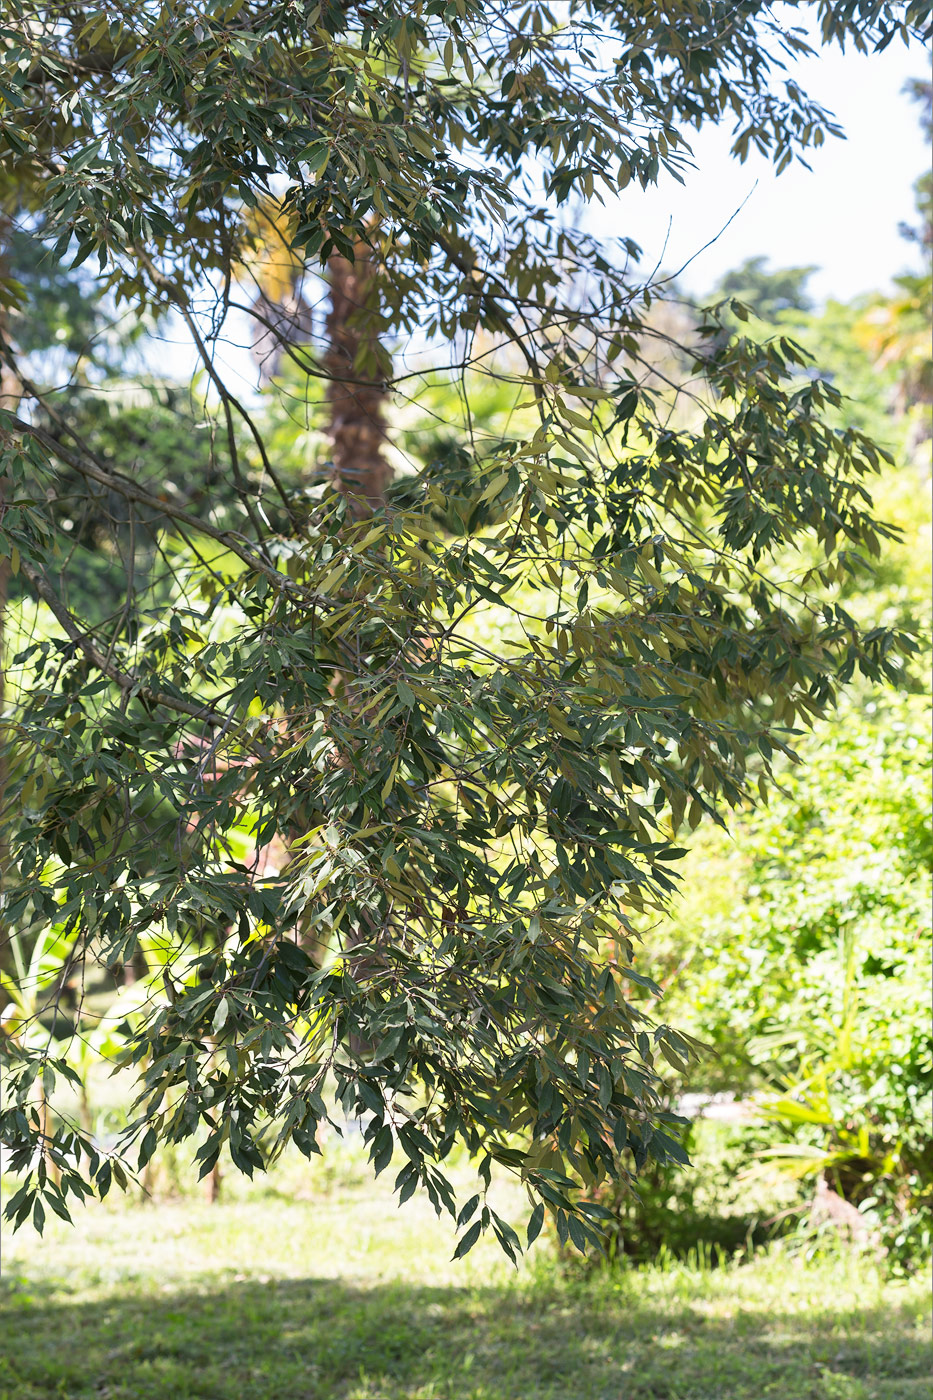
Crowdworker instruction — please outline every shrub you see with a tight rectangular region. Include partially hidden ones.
[649,693,932,1270]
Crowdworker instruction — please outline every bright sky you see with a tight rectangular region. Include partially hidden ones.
[588,35,930,304]
[158,28,930,392]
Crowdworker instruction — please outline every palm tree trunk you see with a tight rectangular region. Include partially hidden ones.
[323,242,392,1057]
[324,243,391,514]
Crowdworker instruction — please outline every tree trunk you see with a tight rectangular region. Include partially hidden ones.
[324,243,391,515]
[323,243,392,1058]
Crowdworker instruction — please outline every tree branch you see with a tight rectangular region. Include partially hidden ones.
[3,410,311,603]
[20,557,237,728]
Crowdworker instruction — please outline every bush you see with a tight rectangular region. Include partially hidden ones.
[553,1117,802,1271]
[647,693,932,1270]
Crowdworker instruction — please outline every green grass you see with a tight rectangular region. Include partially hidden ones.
[1,1162,930,1400]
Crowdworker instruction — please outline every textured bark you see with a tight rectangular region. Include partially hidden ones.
[323,243,392,1054]
[324,244,391,515]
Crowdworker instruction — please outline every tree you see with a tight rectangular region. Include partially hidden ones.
[0,1,927,1255]
[714,256,817,320]
[855,77,933,431]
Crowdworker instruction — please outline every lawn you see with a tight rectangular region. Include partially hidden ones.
[1,1152,930,1400]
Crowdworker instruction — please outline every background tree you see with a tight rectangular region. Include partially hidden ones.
[585,125,932,1270]
[713,255,817,319]
[854,77,932,434]
[0,1,928,1255]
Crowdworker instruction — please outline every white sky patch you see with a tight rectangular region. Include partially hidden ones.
[585,35,930,304]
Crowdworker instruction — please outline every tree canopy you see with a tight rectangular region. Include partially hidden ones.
[0,0,928,1254]
[713,256,817,319]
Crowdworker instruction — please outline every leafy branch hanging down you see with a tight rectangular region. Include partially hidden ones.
[0,0,927,1256]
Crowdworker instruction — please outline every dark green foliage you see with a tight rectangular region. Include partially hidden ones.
[559,1118,795,1269]
[7,383,229,623]
[5,225,105,360]
[0,0,929,1255]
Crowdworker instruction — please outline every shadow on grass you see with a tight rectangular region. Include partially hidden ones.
[0,1269,930,1400]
